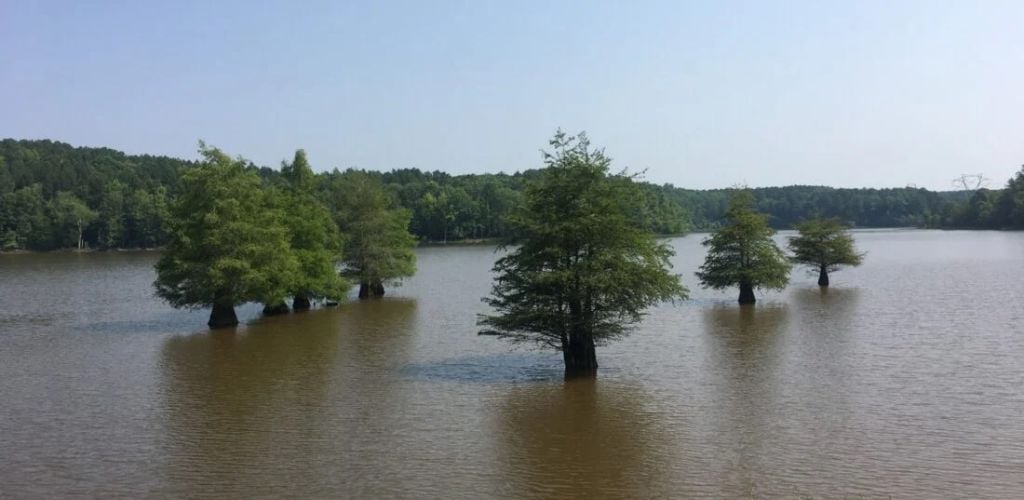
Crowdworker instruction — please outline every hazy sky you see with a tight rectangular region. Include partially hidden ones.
[3,1,1022,190]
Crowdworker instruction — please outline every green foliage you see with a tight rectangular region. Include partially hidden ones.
[276,150,350,302]
[479,131,687,351]
[0,184,51,249]
[696,190,791,293]
[995,167,1024,228]
[788,217,864,273]
[3,138,1023,252]
[49,191,97,248]
[327,170,417,289]
[154,144,299,310]
[0,139,187,250]
[281,149,315,192]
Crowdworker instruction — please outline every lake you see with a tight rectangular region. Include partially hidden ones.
[1,230,1023,498]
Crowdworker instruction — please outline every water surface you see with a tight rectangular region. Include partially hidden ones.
[1,230,1023,497]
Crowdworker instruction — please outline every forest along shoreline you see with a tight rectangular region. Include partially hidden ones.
[4,138,1024,254]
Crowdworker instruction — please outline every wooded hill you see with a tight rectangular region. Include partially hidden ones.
[1,139,1020,251]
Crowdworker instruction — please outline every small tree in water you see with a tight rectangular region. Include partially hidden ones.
[788,217,863,286]
[328,170,417,298]
[154,143,299,328]
[696,189,790,304]
[479,131,687,377]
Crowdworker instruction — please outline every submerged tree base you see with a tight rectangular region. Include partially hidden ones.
[358,282,386,299]
[208,304,239,328]
[262,302,290,316]
[738,283,756,304]
[818,268,830,287]
[563,334,599,378]
[292,296,312,311]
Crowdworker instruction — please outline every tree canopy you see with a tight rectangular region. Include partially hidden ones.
[788,217,864,286]
[275,150,350,309]
[696,189,791,304]
[3,139,1023,253]
[479,131,687,376]
[327,170,417,298]
[154,144,299,327]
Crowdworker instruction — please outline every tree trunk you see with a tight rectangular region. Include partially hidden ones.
[358,281,386,299]
[292,295,312,311]
[208,303,239,328]
[738,282,756,304]
[818,265,830,287]
[262,301,289,316]
[563,332,598,378]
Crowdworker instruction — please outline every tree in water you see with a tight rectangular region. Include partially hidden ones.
[479,131,687,377]
[696,189,790,304]
[788,217,864,286]
[154,143,299,328]
[271,150,349,311]
[328,170,416,298]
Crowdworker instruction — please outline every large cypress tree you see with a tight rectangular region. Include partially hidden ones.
[154,144,299,328]
[479,131,687,377]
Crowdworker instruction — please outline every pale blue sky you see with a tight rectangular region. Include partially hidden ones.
[2,1,1022,189]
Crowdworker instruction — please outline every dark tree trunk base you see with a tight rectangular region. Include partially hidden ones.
[293,296,312,311]
[738,283,756,304]
[324,300,339,307]
[209,303,239,328]
[262,302,290,316]
[818,267,830,287]
[358,282,386,299]
[563,333,598,378]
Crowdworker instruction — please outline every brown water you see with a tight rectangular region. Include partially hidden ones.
[1,230,1023,498]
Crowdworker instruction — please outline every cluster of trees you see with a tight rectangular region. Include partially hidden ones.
[665,185,956,229]
[0,140,685,250]
[942,168,1024,229]
[479,133,866,378]
[0,139,180,250]
[8,139,1022,254]
[154,145,417,328]
[697,190,864,303]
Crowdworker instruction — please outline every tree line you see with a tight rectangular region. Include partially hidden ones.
[2,138,1023,252]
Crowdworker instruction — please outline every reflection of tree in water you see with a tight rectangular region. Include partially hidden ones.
[158,299,417,497]
[701,304,790,497]
[790,286,861,329]
[490,378,684,498]
[789,286,861,380]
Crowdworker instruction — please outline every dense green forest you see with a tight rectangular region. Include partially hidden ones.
[1,139,1022,251]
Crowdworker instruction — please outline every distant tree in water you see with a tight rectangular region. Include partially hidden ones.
[479,131,687,377]
[327,170,417,298]
[788,217,864,287]
[696,189,791,304]
[154,144,299,328]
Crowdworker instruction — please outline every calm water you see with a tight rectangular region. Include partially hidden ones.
[1,230,1023,498]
